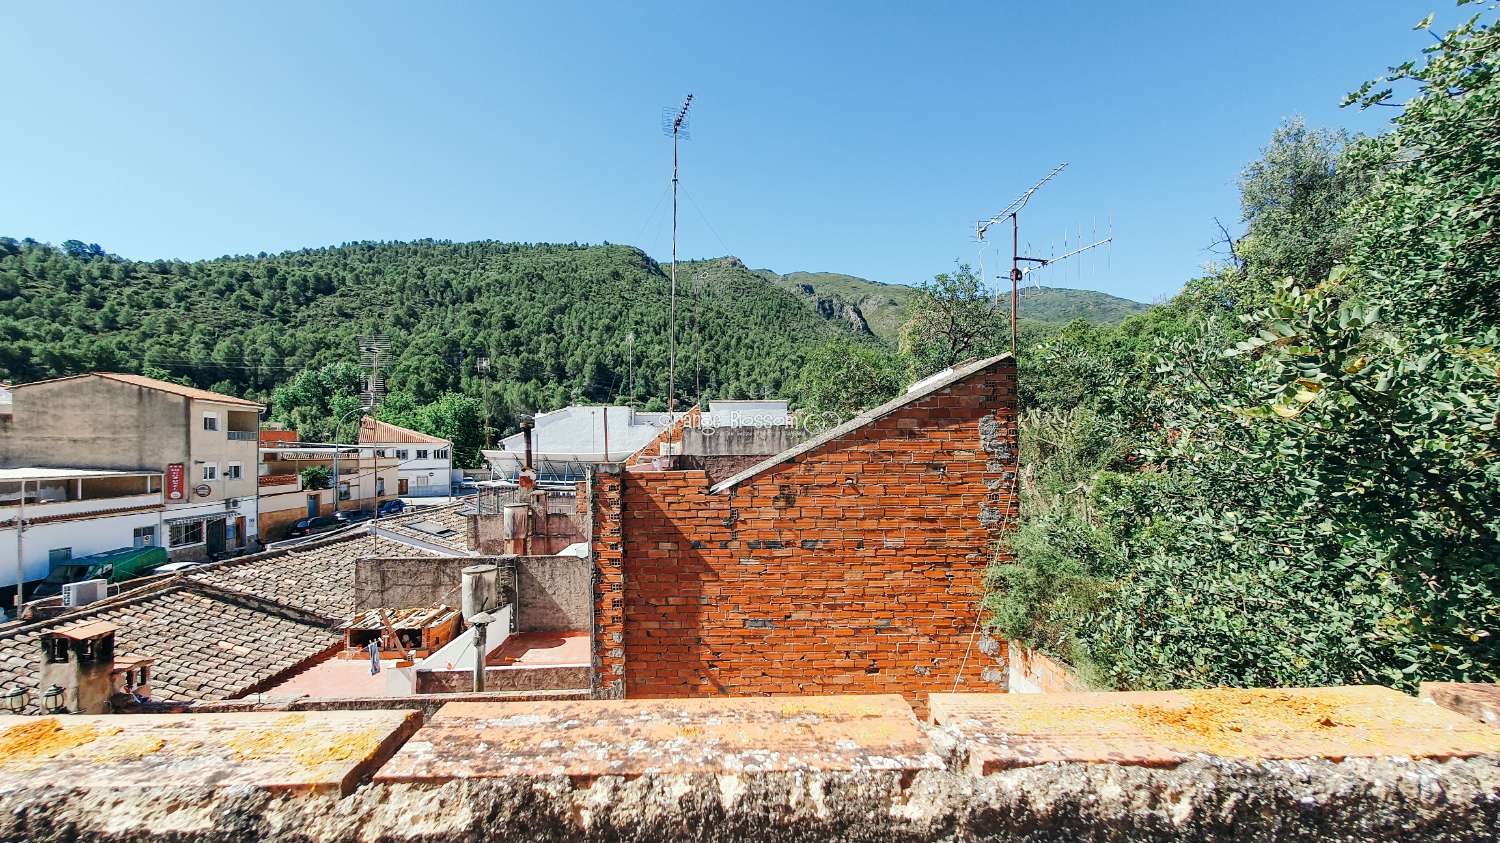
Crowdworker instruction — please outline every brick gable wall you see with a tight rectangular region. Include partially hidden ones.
[626,405,701,466]
[610,358,1017,710]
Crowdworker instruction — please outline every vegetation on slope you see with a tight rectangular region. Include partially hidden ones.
[982,10,1500,691]
[0,240,851,464]
[757,265,1150,342]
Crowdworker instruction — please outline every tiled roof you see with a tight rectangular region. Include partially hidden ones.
[357,417,449,445]
[11,372,262,408]
[190,533,434,619]
[0,582,337,714]
[375,504,472,555]
[0,530,443,712]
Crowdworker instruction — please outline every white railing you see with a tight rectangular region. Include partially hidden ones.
[0,492,161,521]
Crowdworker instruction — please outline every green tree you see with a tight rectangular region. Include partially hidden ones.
[796,336,903,420]
[299,464,330,491]
[898,264,1002,378]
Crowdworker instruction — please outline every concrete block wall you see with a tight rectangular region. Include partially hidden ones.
[516,556,591,632]
[611,358,1018,709]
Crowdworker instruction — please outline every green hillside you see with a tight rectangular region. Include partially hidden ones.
[1000,285,1153,325]
[0,239,851,434]
[754,265,1150,342]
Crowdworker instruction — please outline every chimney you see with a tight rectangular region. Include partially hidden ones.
[38,621,119,714]
[110,656,154,707]
[520,417,535,486]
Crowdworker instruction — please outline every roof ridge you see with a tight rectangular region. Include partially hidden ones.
[707,353,1014,494]
[10,372,262,407]
[1,578,188,640]
[178,578,339,628]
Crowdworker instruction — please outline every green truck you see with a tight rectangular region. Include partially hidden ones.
[31,545,169,598]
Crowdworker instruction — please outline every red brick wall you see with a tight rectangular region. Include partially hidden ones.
[590,468,627,699]
[626,405,701,466]
[615,357,1017,710]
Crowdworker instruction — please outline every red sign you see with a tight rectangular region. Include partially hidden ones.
[166,463,185,501]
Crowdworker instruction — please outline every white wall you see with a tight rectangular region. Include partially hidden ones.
[399,458,452,496]
[0,510,161,584]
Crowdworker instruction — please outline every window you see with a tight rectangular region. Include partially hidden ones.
[416,449,430,460]
[202,412,219,432]
[376,477,385,496]
[202,464,217,481]
[395,449,409,460]
[132,526,156,548]
[376,449,388,458]
[48,547,72,567]
[169,521,204,547]
[225,462,242,480]
[338,481,351,501]
[414,475,429,488]
[434,449,449,460]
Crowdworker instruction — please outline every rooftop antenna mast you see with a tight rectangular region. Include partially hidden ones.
[662,93,693,417]
[975,163,1111,356]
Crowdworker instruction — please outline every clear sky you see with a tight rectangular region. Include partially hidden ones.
[0,1,1441,303]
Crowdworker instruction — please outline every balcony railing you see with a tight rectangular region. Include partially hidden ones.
[227,430,258,442]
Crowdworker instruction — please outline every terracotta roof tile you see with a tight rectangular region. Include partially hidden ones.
[12,372,262,408]
[357,417,450,446]
[376,504,471,555]
[190,533,436,619]
[0,583,337,714]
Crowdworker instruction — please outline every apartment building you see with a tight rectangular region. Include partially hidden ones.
[258,436,400,540]
[357,418,453,497]
[0,373,263,563]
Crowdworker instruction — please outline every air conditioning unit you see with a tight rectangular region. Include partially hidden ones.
[62,579,108,608]
[226,498,240,510]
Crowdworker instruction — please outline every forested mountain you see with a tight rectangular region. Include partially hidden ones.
[0,240,858,457]
[755,265,1149,342]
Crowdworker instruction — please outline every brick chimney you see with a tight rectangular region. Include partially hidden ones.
[38,621,119,714]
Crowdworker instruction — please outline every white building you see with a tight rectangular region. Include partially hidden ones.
[357,418,453,498]
[257,441,401,539]
[0,373,263,562]
[699,400,793,429]
[0,467,164,596]
[483,405,671,482]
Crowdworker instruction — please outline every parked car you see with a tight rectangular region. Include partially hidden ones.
[31,545,169,598]
[288,514,341,538]
[452,478,479,495]
[334,509,374,524]
[378,499,406,516]
[151,560,208,575]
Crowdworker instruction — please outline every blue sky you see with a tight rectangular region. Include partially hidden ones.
[0,1,1440,303]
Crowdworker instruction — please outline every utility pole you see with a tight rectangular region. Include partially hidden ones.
[663,93,693,417]
[976,164,1111,356]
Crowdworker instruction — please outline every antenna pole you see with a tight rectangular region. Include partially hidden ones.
[666,93,693,417]
[1010,213,1019,357]
[669,122,678,415]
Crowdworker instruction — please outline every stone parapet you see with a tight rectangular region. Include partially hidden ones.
[0,685,1497,842]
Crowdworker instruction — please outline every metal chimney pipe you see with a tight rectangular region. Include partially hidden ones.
[520,417,535,474]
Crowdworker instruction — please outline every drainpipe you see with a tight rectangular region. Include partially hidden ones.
[472,621,486,693]
[14,479,25,614]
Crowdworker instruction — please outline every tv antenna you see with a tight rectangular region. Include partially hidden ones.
[976,163,1112,356]
[356,334,391,409]
[662,93,693,417]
